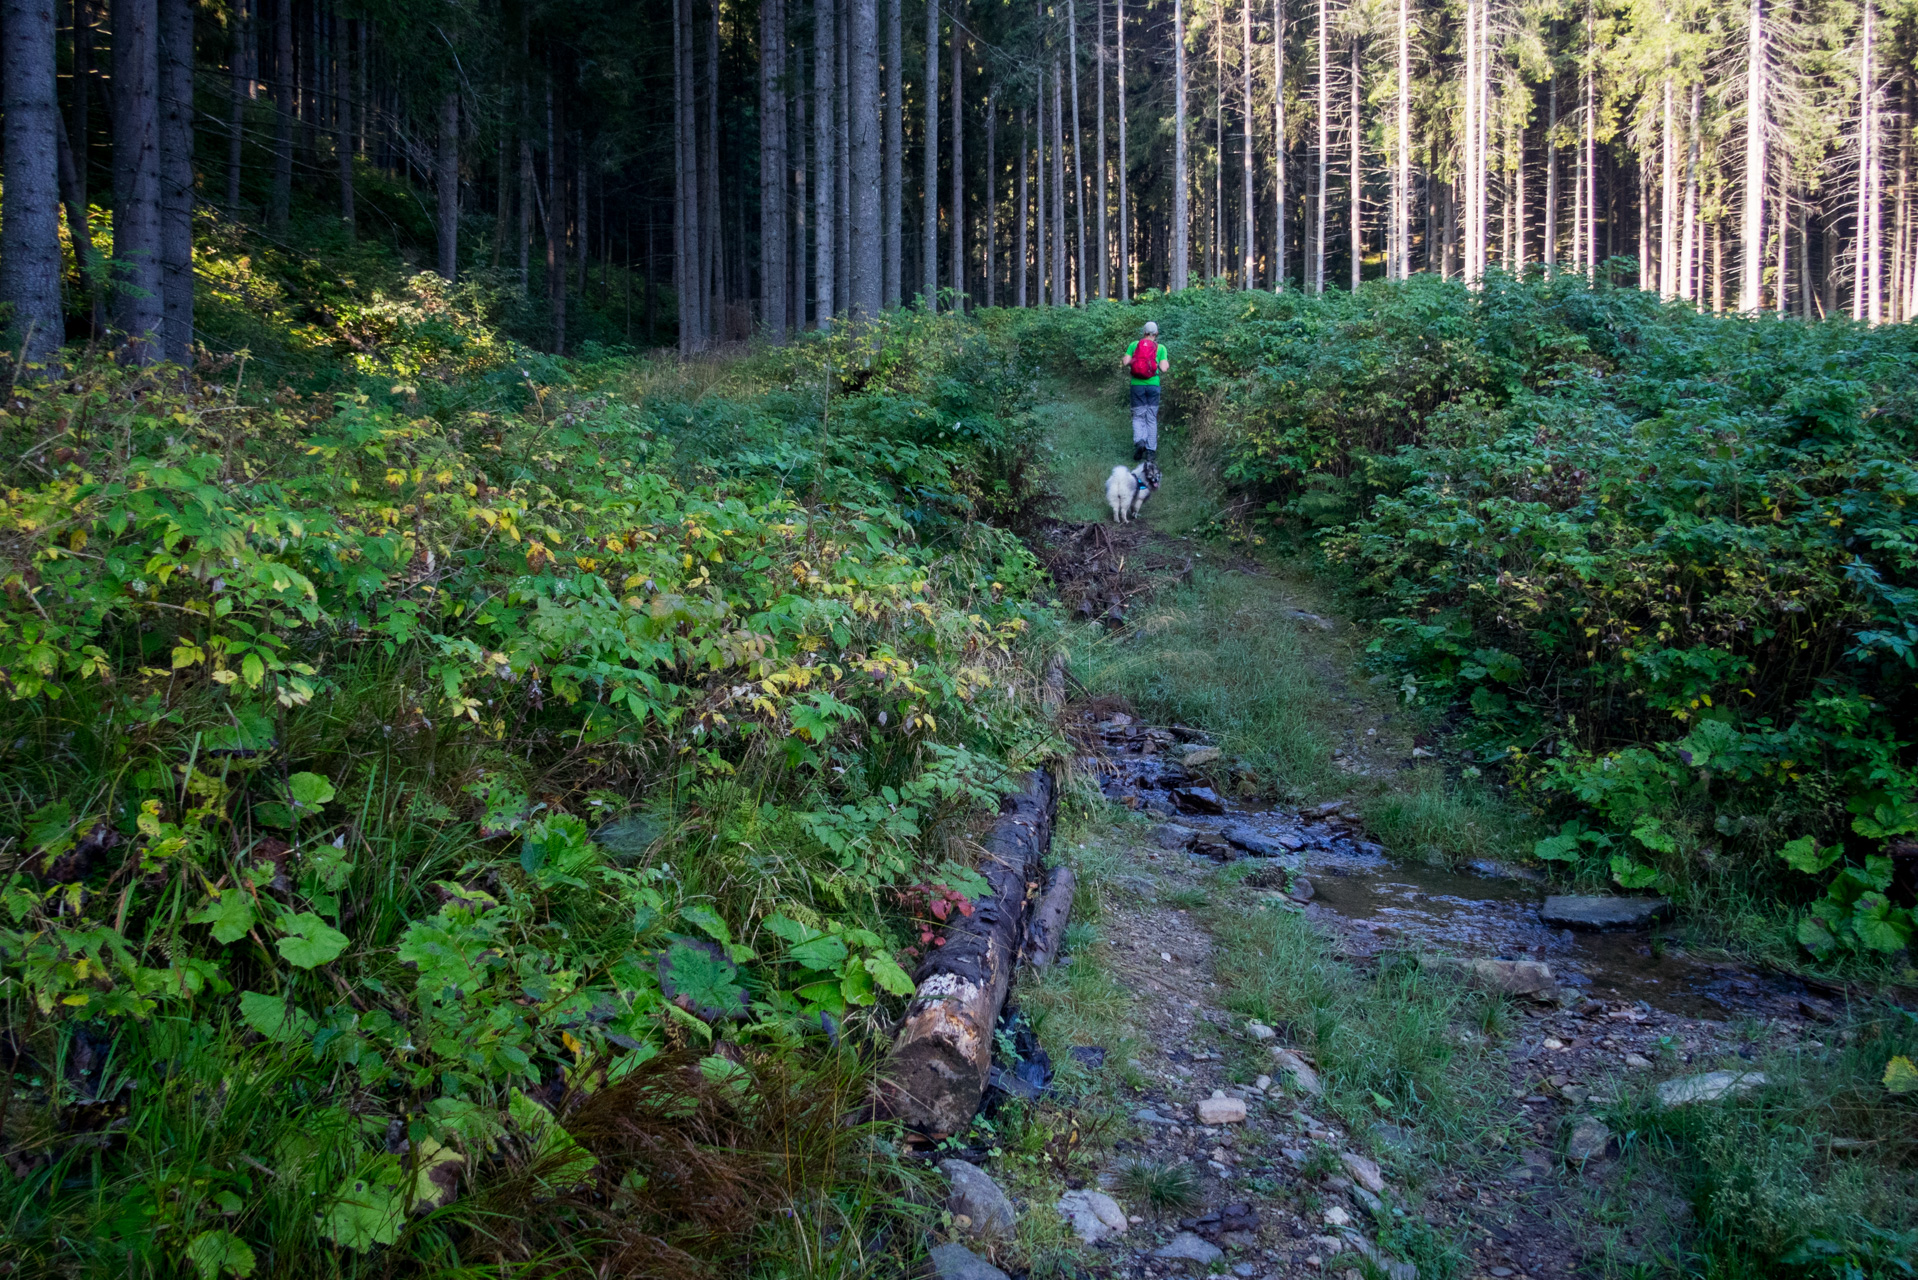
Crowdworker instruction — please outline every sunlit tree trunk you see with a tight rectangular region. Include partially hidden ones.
[1068,0,1086,304]
[1394,0,1408,278]
[1659,76,1675,300]
[1052,59,1067,303]
[1680,82,1699,303]
[1273,0,1285,287]
[1544,68,1557,272]
[1097,0,1109,298]
[1313,0,1326,292]
[1173,0,1190,289]
[2,0,64,365]
[1349,36,1360,290]
[1860,0,1882,324]
[1242,0,1255,286]
[1017,105,1030,305]
[1118,0,1131,298]
[951,19,965,309]
[986,88,997,304]
[922,0,939,307]
[1583,5,1595,273]
[1741,0,1764,310]
[762,0,789,337]
[113,0,165,362]
[1036,65,1048,301]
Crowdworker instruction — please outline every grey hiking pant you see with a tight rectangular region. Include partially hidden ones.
[1129,383,1161,450]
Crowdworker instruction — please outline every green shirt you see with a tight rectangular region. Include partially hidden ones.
[1126,339,1168,386]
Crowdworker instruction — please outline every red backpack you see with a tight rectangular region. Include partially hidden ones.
[1129,336,1158,378]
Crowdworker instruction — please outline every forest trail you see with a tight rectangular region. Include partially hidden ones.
[995,384,1841,1279]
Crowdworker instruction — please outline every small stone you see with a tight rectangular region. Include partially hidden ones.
[1352,1186,1383,1214]
[1418,955,1556,997]
[1288,877,1316,902]
[1656,1070,1769,1107]
[1272,1048,1325,1096]
[1543,1038,1565,1050]
[1056,1189,1129,1243]
[1491,1268,1515,1278]
[1540,894,1671,932]
[1566,1117,1613,1163]
[1154,1232,1225,1265]
[1254,1074,1273,1092]
[939,1160,1015,1238]
[1623,1053,1653,1069]
[1132,1107,1177,1125]
[1323,1206,1352,1227]
[1246,1021,1277,1041]
[1233,1264,1260,1278]
[1197,1090,1248,1124]
[928,1242,1010,1280]
[1153,823,1200,850]
[1182,746,1224,767]
[1339,1151,1386,1194]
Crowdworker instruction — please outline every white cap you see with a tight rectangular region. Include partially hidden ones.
[1143,321,1159,335]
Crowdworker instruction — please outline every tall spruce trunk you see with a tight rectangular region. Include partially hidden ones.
[709,0,726,332]
[438,92,460,282]
[1017,105,1029,305]
[833,0,848,316]
[1312,0,1325,292]
[884,0,902,306]
[1394,0,1408,277]
[1741,0,1764,309]
[334,11,354,238]
[794,51,808,325]
[57,118,104,336]
[1860,0,1881,323]
[1052,62,1066,303]
[762,0,789,338]
[814,0,835,324]
[1117,0,1129,298]
[1273,0,1284,287]
[113,0,165,362]
[1583,3,1595,272]
[985,89,997,304]
[227,0,250,208]
[1096,0,1108,297]
[850,0,880,320]
[1172,0,1189,289]
[519,136,534,292]
[1544,69,1557,271]
[1679,81,1699,302]
[1036,66,1047,300]
[951,20,965,308]
[546,83,566,351]
[1068,0,1086,304]
[271,0,293,233]
[2,0,65,365]
[922,0,938,307]
[676,0,694,349]
[159,0,194,361]
[1241,0,1254,286]
[1349,37,1359,290]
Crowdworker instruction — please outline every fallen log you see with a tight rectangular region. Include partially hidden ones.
[1021,865,1076,968]
[879,768,1056,1136]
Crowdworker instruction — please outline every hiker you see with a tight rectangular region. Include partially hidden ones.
[1123,321,1168,463]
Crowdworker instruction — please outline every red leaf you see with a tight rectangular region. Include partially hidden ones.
[930,899,949,921]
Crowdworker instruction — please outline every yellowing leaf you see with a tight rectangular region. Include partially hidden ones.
[1884,1056,1918,1094]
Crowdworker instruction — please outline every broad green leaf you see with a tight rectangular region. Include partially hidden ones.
[185,1229,256,1280]
[1610,855,1660,890]
[1534,820,1586,863]
[1777,836,1840,876]
[1851,893,1913,952]
[864,952,916,997]
[679,904,731,945]
[761,913,818,945]
[1629,819,1679,856]
[287,772,335,809]
[1796,913,1839,959]
[319,1159,406,1250]
[276,912,349,968]
[238,990,316,1043]
[507,1090,597,1190]
[787,934,849,972]
[840,960,876,1007]
[1884,1056,1918,1094]
[662,941,746,1018]
[189,889,257,945]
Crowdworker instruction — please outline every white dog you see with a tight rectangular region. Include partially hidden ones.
[1106,463,1153,523]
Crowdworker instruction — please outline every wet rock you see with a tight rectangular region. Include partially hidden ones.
[1565,1117,1613,1163]
[939,1160,1015,1238]
[1173,786,1226,815]
[1271,1048,1324,1096]
[1153,823,1200,850]
[1419,955,1556,998]
[1196,1090,1248,1124]
[929,1242,1010,1280]
[1181,746,1224,767]
[1540,894,1672,932]
[1288,877,1316,902]
[1340,1151,1385,1194]
[1222,823,1305,857]
[1055,1189,1128,1243]
[1656,1070,1768,1107]
[1154,1232,1225,1265]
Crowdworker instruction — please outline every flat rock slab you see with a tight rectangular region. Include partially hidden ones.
[1172,786,1226,814]
[1152,823,1199,850]
[928,1243,1010,1280]
[1223,822,1305,857]
[1181,746,1224,767]
[1340,1151,1386,1193]
[1056,1189,1129,1243]
[1271,1047,1324,1096]
[1419,955,1556,998]
[1154,1232,1225,1264]
[1196,1090,1248,1124]
[1565,1117,1613,1163]
[1540,895,1671,932]
[1656,1070,1768,1107]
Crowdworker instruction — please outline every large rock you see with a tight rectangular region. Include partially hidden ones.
[1540,895,1671,932]
[928,1242,1010,1280]
[1419,955,1556,998]
[1172,786,1226,815]
[1340,1151,1386,1194]
[1565,1117,1613,1163]
[1153,823,1200,850]
[1271,1047,1324,1096]
[1223,823,1305,857]
[939,1160,1015,1238]
[1055,1189,1128,1243]
[1656,1070,1768,1107]
[1196,1090,1248,1124]
[1154,1232,1225,1264]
